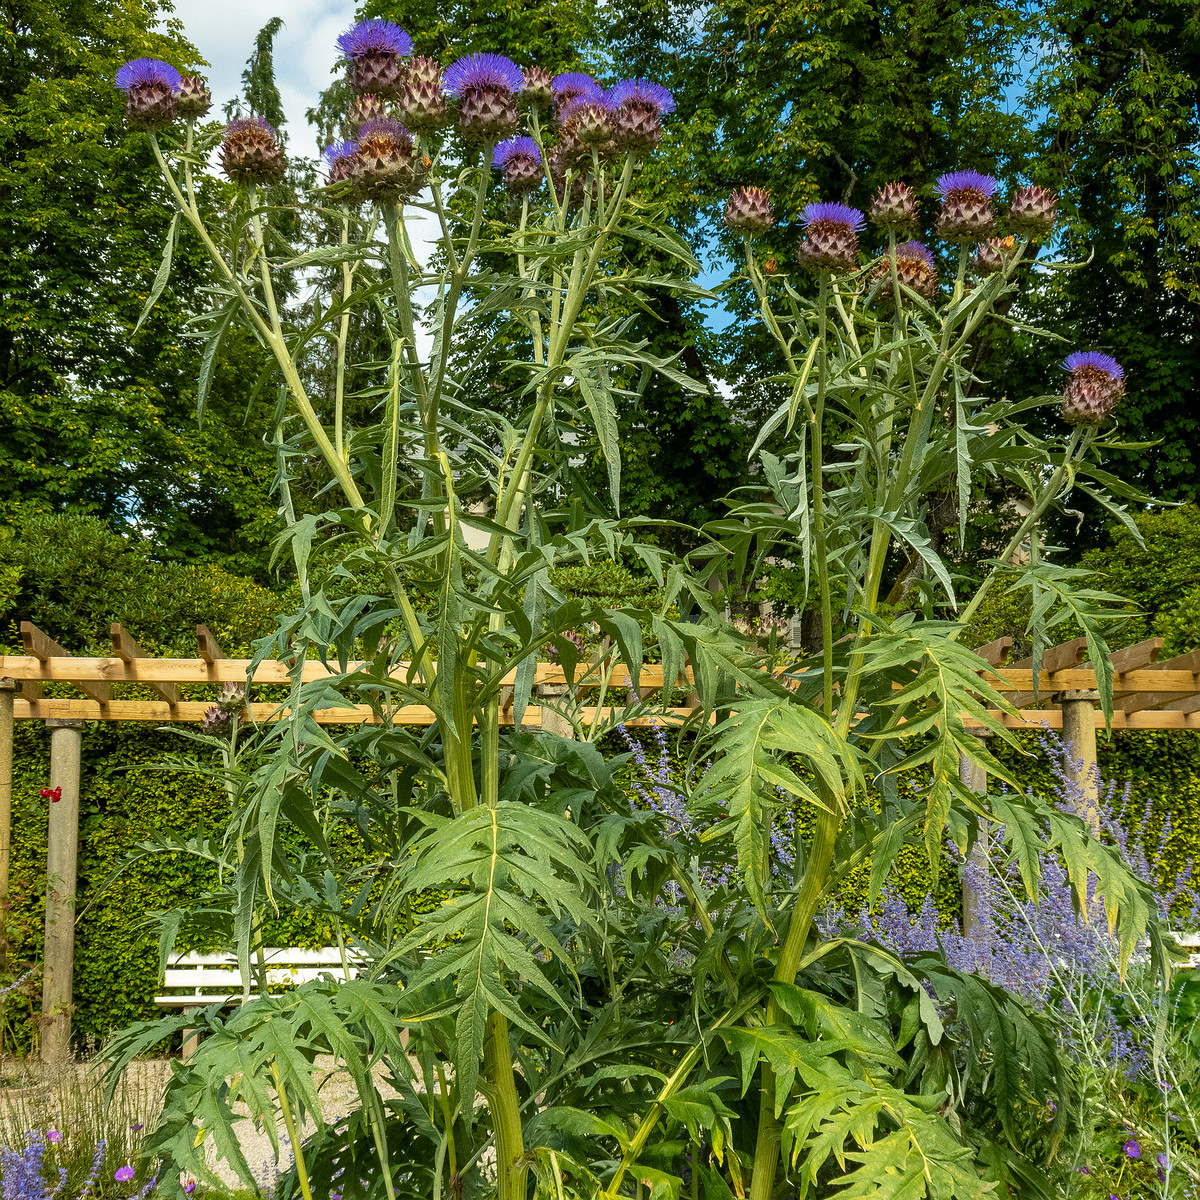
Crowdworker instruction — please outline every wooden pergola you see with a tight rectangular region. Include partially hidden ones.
[1,621,1198,1062]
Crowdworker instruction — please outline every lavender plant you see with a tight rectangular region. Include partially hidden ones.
[100,27,1169,1200]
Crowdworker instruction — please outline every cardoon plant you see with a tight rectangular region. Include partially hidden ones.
[102,25,1166,1200]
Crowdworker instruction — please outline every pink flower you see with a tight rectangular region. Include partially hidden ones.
[114,1165,135,1182]
[47,1130,62,1143]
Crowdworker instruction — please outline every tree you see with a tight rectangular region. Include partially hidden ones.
[0,0,279,576]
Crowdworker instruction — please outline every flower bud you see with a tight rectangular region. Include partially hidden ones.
[398,75,452,134]
[934,170,997,241]
[868,182,917,232]
[973,235,1013,275]
[571,99,615,144]
[220,117,285,185]
[114,58,181,127]
[1008,185,1057,238]
[608,79,673,155]
[522,66,555,110]
[797,202,865,272]
[724,186,774,234]
[1061,351,1125,425]
[350,93,390,128]
[175,75,212,119]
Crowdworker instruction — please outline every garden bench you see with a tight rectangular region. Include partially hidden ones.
[1173,932,1200,969]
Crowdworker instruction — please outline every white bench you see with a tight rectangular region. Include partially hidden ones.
[155,947,361,1008]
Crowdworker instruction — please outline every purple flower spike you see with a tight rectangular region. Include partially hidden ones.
[1064,350,1124,381]
[936,169,998,198]
[608,78,675,115]
[337,19,412,60]
[494,136,541,168]
[896,240,934,268]
[115,58,181,93]
[552,71,601,105]
[801,202,866,232]
[444,53,524,97]
[115,1165,136,1182]
[1123,1139,1141,1159]
[324,140,357,165]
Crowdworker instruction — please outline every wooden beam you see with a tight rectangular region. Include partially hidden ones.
[20,622,110,704]
[1107,636,1163,676]
[972,637,1013,668]
[196,625,225,665]
[1006,636,1088,675]
[1116,649,1200,712]
[110,624,179,705]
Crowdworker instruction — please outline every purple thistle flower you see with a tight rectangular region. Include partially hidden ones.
[1064,350,1124,380]
[493,136,541,168]
[444,53,524,97]
[115,58,181,93]
[607,78,675,115]
[357,117,410,142]
[1123,1139,1141,1159]
[895,240,934,268]
[800,201,866,232]
[323,140,357,165]
[337,19,412,60]
[936,169,998,198]
[227,115,279,140]
[558,92,616,125]
[115,1164,136,1182]
[552,71,601,105]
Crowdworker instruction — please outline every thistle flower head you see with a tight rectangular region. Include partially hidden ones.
[357,117,411,145]
[608,78,675,115]
[323,140,359,185]
[175,75,212,118]
[1061,350,1126,425]
[522,65,555,109]
[936,170,998,199]
[974,235,1013,275]
[115,58,181,92]
[444,52,524,97]
[337,19,412,59]
[723,186,774,234]
[552,71,601,107]
[895,240,934,268]
[494,136,541,168]
[221,117,285,184]
[1064,351,1124,381]
[1009,184,1058,237]
[800,201,866,232]
[350,118,419,200]
[869,181,917,231]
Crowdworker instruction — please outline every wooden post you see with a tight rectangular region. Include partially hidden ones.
[960,734,990,940]
[1059,689,1100,833]
[41,717,85,1064]
[536,682,574,739]
[0,678,16,959]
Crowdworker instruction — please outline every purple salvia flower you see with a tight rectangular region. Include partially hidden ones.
[1064,350,1124,381]
[493,136,541,168]
[443,53,524,97]
[935,169,998,198]
[115,58,181,92]
[336,19,412,59]
[607,78,675,115]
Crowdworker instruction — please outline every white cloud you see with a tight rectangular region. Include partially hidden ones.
[164,0,355,161]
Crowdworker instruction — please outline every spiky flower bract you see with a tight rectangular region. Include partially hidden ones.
[351,118,419,200]
[1064,351,1124,380]
[1009,185,1057,237]
[973,235,1013,275]
[895,240,933,268]
[868,181,917,232]
[444,53,524,97]
[337,19,412,59]
[935,170,998,199]
[724,187,774,234]
[552,71,601,107]
[608,78,675,115]
[522,65,554,109]
[175,75,212,118]
[494,136,541,168]
[115,58,181,92]
[800,202,865,232]
[220,117,285,184]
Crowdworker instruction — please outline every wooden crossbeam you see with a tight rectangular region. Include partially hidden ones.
[111,625,179,705]
[1108,636,1163,676]
[20,622,110,704]
[1003,637,1088,705]
[196,625,225,665]
[1116,649,1200,713]
[973,637,1013,667]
